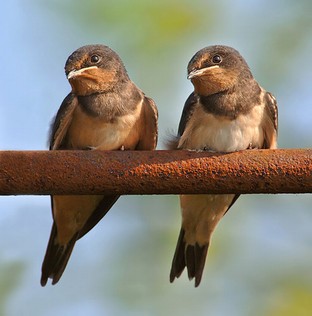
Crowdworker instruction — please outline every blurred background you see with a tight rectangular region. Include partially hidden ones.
[1,0,312,315]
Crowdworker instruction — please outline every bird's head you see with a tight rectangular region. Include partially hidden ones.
[65,45,128,96]
[187,45,252,96]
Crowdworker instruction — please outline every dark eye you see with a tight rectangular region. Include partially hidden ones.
[212,54,222,64]
[90,54,100,63]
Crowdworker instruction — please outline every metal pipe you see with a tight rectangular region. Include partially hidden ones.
[0,149,311,195]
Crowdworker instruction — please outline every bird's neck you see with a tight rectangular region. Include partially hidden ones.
[199,79,261,119]
[77,81,142,120]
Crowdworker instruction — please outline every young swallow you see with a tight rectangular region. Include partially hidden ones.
[41,44,158,286]
[169,45,278,287]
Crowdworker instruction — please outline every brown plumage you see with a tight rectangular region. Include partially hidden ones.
[169,45,278,287]
[41,44,158,286]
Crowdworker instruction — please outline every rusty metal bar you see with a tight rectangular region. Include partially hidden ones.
[0,149,311,195]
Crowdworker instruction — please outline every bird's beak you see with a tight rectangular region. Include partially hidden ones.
[187,65,220,80]
[67,66,98,80]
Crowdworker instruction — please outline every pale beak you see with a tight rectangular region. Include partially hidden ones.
[187,65,220,79]
[67,66,98,80]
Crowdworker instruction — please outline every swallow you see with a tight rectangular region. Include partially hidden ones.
[169,45,278,287]
[41,44,158,286]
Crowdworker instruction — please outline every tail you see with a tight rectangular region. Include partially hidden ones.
[41,195,119,286]
[40,224,78,286]
[170,228,208,287]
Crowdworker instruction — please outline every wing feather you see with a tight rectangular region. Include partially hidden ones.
[49,93,78,150]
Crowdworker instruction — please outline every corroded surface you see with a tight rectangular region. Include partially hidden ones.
[0,149,311,195]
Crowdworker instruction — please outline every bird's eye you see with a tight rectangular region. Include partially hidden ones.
[90,54,100,63]
[212,54,222,64]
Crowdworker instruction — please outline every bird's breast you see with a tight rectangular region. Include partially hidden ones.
[178,103,265,152]
[67,100,143,150]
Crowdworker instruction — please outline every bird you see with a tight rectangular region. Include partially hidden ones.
[168,45,278,287]
[41,44,158,286]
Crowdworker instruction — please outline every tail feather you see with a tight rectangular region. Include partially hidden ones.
[170,228,209,287]
[170,228,186,282]
[192,243,209,287]
[185,245,195,280]
[40,224,78,286]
